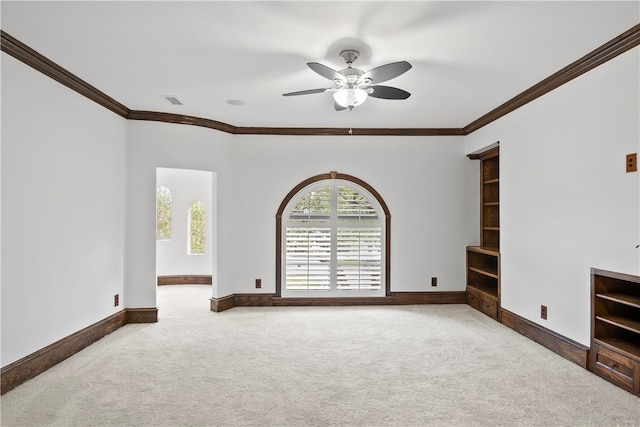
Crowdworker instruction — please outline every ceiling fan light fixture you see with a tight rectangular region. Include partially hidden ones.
[333,87,368,110]
[283,48,411,111]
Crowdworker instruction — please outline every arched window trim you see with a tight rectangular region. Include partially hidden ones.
[276,171,391,297]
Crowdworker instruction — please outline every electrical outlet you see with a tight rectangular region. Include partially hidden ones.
[431,277,438,287]
[627,153,637,173]
[114,294,119,307]
[255,279,262,289]
[541,305,547,320]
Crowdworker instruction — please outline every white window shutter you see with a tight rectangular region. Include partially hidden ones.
[284,182,383,294]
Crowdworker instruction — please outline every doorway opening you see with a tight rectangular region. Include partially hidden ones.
[155,167,216,315]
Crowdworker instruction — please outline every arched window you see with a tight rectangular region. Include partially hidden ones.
[156,186,172,241]
[188,201,206,255]
[277,172,390,297]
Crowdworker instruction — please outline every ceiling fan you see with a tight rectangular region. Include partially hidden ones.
[283,49,412,111]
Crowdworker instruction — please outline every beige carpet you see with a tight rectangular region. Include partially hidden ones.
[1,285,639,426]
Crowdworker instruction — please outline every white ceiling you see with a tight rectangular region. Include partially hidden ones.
[2,1,638,129]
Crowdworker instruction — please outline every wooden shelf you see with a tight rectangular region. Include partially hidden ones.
[469,267,498,279]
[467,245,498,256]
[594,337,640,360]
[468,282,498,298]
[597,293,640,309]
[596,315,640,335]
[484,202,500,206]
[466,248,498,274]
[483,178,499,184]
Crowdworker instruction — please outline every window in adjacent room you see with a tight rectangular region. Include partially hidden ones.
[156,186,172,241]
[188,201,206,254]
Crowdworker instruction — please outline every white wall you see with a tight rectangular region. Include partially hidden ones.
[126,122,232,306]
[1,54,127,366]
[466,47,640,346]
[126,122,477,307]
[229,135,477,295]
[156,167,214,276]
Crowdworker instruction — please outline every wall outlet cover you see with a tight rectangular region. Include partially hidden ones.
[627,153,637,173]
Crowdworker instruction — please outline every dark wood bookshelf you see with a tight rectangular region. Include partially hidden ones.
[466,145,500,320]
[590,268,640,396]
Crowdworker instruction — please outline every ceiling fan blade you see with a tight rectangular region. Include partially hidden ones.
[363,61,412,84]
[368,85,411,100]
[307,62,346,82]
[282,88,330,96]
[334,102,347,111]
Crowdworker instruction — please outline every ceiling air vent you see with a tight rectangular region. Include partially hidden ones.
[162,96,183,106]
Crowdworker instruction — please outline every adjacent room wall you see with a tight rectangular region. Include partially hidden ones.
[465,47,640,346]
[1,54,127,366]
[126,122,477,308]
[156,167,214,277]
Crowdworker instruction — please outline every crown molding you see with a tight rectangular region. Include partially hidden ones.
[1,30,130,119]
[464,23,640,134]
[233,126,466,136]
[3,23,640,136]
[127,110,237,133]
[127,110,465,136]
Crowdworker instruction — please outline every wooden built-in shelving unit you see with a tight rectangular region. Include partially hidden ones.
[467,145,500,320]
[590,268,640,396]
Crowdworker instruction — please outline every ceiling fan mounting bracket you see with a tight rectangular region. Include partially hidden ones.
[339,49,360,65]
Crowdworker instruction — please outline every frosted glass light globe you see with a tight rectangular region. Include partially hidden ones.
[333,88,368,110]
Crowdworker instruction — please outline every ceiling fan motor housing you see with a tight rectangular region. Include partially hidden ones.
[338,68,364,85]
